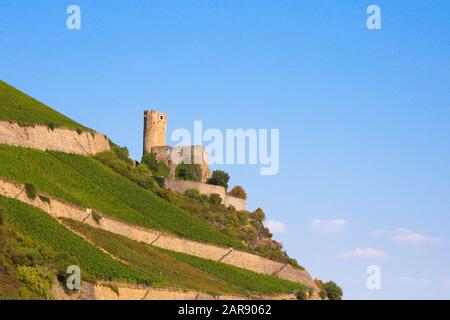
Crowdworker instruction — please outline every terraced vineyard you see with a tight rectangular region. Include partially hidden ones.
[0,196,152,286]
[63,219,308,295]
[0,144,244,249]
[0,81,88,131]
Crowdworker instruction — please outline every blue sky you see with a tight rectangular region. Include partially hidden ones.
[1,1,449,299]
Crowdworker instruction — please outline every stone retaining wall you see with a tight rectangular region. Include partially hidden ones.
[0,121,110,155]
[165,179,246,211]
[0,177,319,293]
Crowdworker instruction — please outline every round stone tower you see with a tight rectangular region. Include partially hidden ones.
[143,110,167,154]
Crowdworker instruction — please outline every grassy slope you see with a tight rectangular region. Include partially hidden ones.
[0,196,152,285]
[64,219,307,295]
[0,81,89,131]
[62,219,244,295]
[0,144,244,249]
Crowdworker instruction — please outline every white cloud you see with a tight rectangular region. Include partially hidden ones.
[310,219,346,233]
[391,228,442,245]
[393,277,432,286]
[338,248,388,260]
[266,220,287,234]
[443,279,450,287]
[370,229,386,236]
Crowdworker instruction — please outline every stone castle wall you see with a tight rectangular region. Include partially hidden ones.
[0,121,110,155]
[164,179,246,211]
[0,177,318,292]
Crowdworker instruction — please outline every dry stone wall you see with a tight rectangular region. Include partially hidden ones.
[0,121,110,155]
[0,177,319,292]
[165,179,247,211]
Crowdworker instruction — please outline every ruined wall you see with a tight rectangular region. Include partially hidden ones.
[165,179,246,211]
[143,110,167,154]
[223,196,246,211]
[0,177,317,292]
[0,121,110,155]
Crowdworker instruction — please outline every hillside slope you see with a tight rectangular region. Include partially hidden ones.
[0,81,88,132]
[0,81,319,299]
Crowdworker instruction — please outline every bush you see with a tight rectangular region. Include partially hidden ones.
[141,152,158,172]
[322,281,343,300]
[296,290,308,300]
[184,189,201,201]
[228,185,247,199]
[25,183,37,200]
[16,265,53,299]
[176,162,202,182]
[253,208,266,222]
[208,170,230,190]
[209,193,222,206]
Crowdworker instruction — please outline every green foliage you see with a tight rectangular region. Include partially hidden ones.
[184,189,202,201]
[141,153,170,177]
[228,186,247,200]
[322,281,343,300]
[208,170,230,190]
[63,219,242,294]
[16,265,53,299]
[163,249,309,295]
[25,183,37,200]
[0,196,153,285]
[0,144,243,249]
[176,162,202,182]
[253,208,266,222]
[0,81,89,132]
[209,193,222,206]
[141,153,158,172]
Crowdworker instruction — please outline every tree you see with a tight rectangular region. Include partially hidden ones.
[322,281,343,300]
[228,185,247,200]
[208,170,230,190]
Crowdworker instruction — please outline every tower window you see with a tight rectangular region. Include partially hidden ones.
[160,116,164,120]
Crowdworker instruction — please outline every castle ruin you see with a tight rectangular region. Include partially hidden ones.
[143,109,246,211]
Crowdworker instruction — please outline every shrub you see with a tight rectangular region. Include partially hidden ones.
[25,183,37,200]
[207,170,230,190]
[47,123,55,131]
[228,186,247,200]
[209,193,222,206]
[156,162,170,177]
[296,290,308,300]
[16,265,53,299]
[0,210,4,225]
[253,208,266,222]
[52,253,79,284]
[176,162,202,182]
[184,189,201,201]
[141,152,158,172]
[322,281,343,300]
